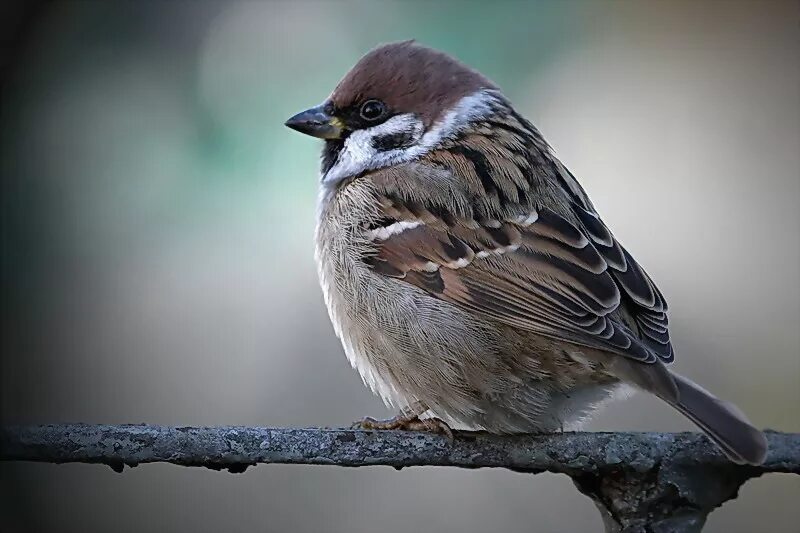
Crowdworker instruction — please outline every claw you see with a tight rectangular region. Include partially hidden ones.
[351,413,455,441]
[405,417,455,441]
[351,416,406,431]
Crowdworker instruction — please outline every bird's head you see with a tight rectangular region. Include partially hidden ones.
[285,41,503,185]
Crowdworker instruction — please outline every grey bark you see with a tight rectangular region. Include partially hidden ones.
[1,425,798,532]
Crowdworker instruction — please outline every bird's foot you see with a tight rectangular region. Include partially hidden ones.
[351,404,454,440]
[399,416,455,441]
[352,415,454,440]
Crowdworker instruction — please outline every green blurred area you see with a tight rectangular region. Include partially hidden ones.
[2,1,585,270]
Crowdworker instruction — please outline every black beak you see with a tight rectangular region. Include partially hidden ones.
[284,105,343,140]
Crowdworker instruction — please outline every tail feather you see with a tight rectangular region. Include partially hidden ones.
[668,372,768,465]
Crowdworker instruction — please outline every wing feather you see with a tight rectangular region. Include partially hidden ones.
[361,126,673,364]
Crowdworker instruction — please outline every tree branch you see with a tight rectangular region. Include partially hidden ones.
[2,425,798,532]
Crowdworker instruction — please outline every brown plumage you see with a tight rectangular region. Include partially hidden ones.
[287,41,768,465]
[330,40,497,128]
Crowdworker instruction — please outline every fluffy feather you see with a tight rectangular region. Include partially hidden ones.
[309,41,767,464]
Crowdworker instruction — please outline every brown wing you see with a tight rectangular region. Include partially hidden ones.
[362,121,672,364]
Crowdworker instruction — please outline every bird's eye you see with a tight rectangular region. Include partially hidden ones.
[359,100,386,121]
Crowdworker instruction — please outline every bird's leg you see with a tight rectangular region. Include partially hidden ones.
[351,401,454,439]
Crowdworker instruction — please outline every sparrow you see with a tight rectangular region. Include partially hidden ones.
[285,41,767,465]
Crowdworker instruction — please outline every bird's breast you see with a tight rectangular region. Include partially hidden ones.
[314,184,406,406]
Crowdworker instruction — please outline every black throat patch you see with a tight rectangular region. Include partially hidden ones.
[321,139,345,175]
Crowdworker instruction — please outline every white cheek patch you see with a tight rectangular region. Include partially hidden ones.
[324,114,424,184]
[322,89,503,185]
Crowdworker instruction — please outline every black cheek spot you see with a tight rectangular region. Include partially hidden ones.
[371,131,416,151]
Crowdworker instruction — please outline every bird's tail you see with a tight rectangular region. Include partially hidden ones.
[667,372,768,465]
[609,358,767,465]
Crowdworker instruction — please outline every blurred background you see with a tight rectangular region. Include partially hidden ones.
[1,1,798,531]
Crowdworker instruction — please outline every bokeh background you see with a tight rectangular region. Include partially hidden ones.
[1,1,798,531]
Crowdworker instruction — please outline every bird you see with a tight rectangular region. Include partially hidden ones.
[284,40,767,465]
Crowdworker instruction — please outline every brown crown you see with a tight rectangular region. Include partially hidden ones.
[329,41,498,127]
